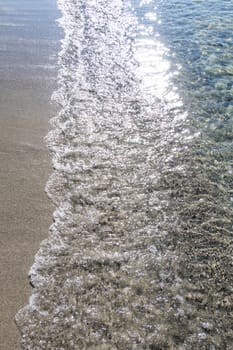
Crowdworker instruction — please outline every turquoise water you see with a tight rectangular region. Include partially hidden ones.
[153,1,233,346]
[137,0,233,138]
[16,1,233,349]
[150,1,233,347]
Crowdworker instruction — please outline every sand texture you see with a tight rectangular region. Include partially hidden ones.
[0,1,59,347]
[0,87,54,349]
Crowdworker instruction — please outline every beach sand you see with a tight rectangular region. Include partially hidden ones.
[0,91,54,350]
[0,0,60,348]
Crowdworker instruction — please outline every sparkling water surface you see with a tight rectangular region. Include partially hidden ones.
[16,0,233,349]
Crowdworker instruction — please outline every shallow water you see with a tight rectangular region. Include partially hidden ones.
[16,0,233,349]
[0,0,59,92]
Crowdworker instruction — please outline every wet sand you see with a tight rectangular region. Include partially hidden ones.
[0,1,60,348]
[0,92,54,350]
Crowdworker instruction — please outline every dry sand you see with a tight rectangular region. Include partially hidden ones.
[0,86,55,349]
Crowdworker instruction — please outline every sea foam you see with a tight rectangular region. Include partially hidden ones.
[16,0,228,349]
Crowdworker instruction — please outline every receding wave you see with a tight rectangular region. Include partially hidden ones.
[16,0,233,349]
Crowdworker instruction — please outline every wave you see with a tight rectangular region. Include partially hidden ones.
[16,0,232,349]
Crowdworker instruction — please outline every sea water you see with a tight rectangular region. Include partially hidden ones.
[0,0,59,89]
[16,0,233,349]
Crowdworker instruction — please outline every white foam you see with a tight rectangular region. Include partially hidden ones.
[16,0,195,348]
